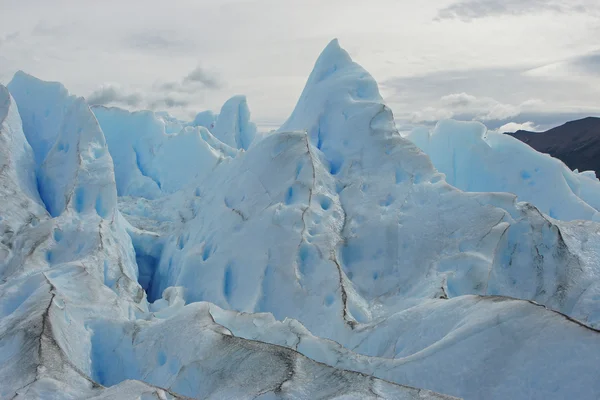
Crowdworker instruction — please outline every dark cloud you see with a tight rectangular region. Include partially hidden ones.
[85,63,221,113]
[155,81,179,92]
[436,0,590,21]
[183,66,221,89]
[87,85,193,110]
[163,97,189,107]
[148,96,190,110]
[153,65,223,95]
[87,85,142,107]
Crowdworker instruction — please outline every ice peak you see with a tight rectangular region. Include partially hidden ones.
[212,95,256,150]
[8,72,117,217]
[38,96,117,217]
[8,70,75,168]
[308,39,353,83]
[0,83,46,214]
[13,69,29,78]
[10,70,69,97]
[11,70,33,83]
[279,38,390,149]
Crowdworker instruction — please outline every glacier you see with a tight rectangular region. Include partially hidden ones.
[407,120,600,222]
[1,39,599,399]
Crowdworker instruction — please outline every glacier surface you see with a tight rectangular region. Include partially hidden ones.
[408,120,600,222]
[1,39,599,399]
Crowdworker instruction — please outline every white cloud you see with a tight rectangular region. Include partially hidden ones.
[440,93,479,107]
[477,103,521,121]
[410,107,455,123]
[495,121,540,133]
[410,92,545,124]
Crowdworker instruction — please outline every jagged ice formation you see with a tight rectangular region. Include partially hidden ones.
[1,39,600,400]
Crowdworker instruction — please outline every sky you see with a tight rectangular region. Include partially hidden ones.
[1,0,599,132]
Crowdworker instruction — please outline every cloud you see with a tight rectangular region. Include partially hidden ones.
[436,0,593,21]
[2,1,598,125]
[183,66,221,89]
[413,92,533,123]
[575,51,600,75]
[409,107,454,124]
[478,102,521,121]
[495,121,540,133]
[382,64,600,131]
[84,63,223,113]
[0,32,19,47]
[405,91,599,130]
[494,111,600,130]
[526,50,600,78]
[440,93,478,107]
[148,96,191,110]
[87,84,198,111]
[127,30,192,53]
[153,65,223,94]
[87,85,142,107]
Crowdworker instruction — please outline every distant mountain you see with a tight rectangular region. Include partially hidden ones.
[505,117,600,178]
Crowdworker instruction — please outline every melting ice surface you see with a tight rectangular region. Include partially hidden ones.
[1,40,600,399]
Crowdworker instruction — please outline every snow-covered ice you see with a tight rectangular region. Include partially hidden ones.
[1,39,600,399]
[408,120,600,221]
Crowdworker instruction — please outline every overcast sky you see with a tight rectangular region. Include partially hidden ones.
[1,0,599,132]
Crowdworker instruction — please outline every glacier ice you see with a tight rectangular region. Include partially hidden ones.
[7,71,76,170]
[189,109,217,130]
[1,39,600,400]
[408,120,600,221]
[211,95,257,150]
[91,105,231,199]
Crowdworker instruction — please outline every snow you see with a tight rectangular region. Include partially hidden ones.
[1,39,600,400]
